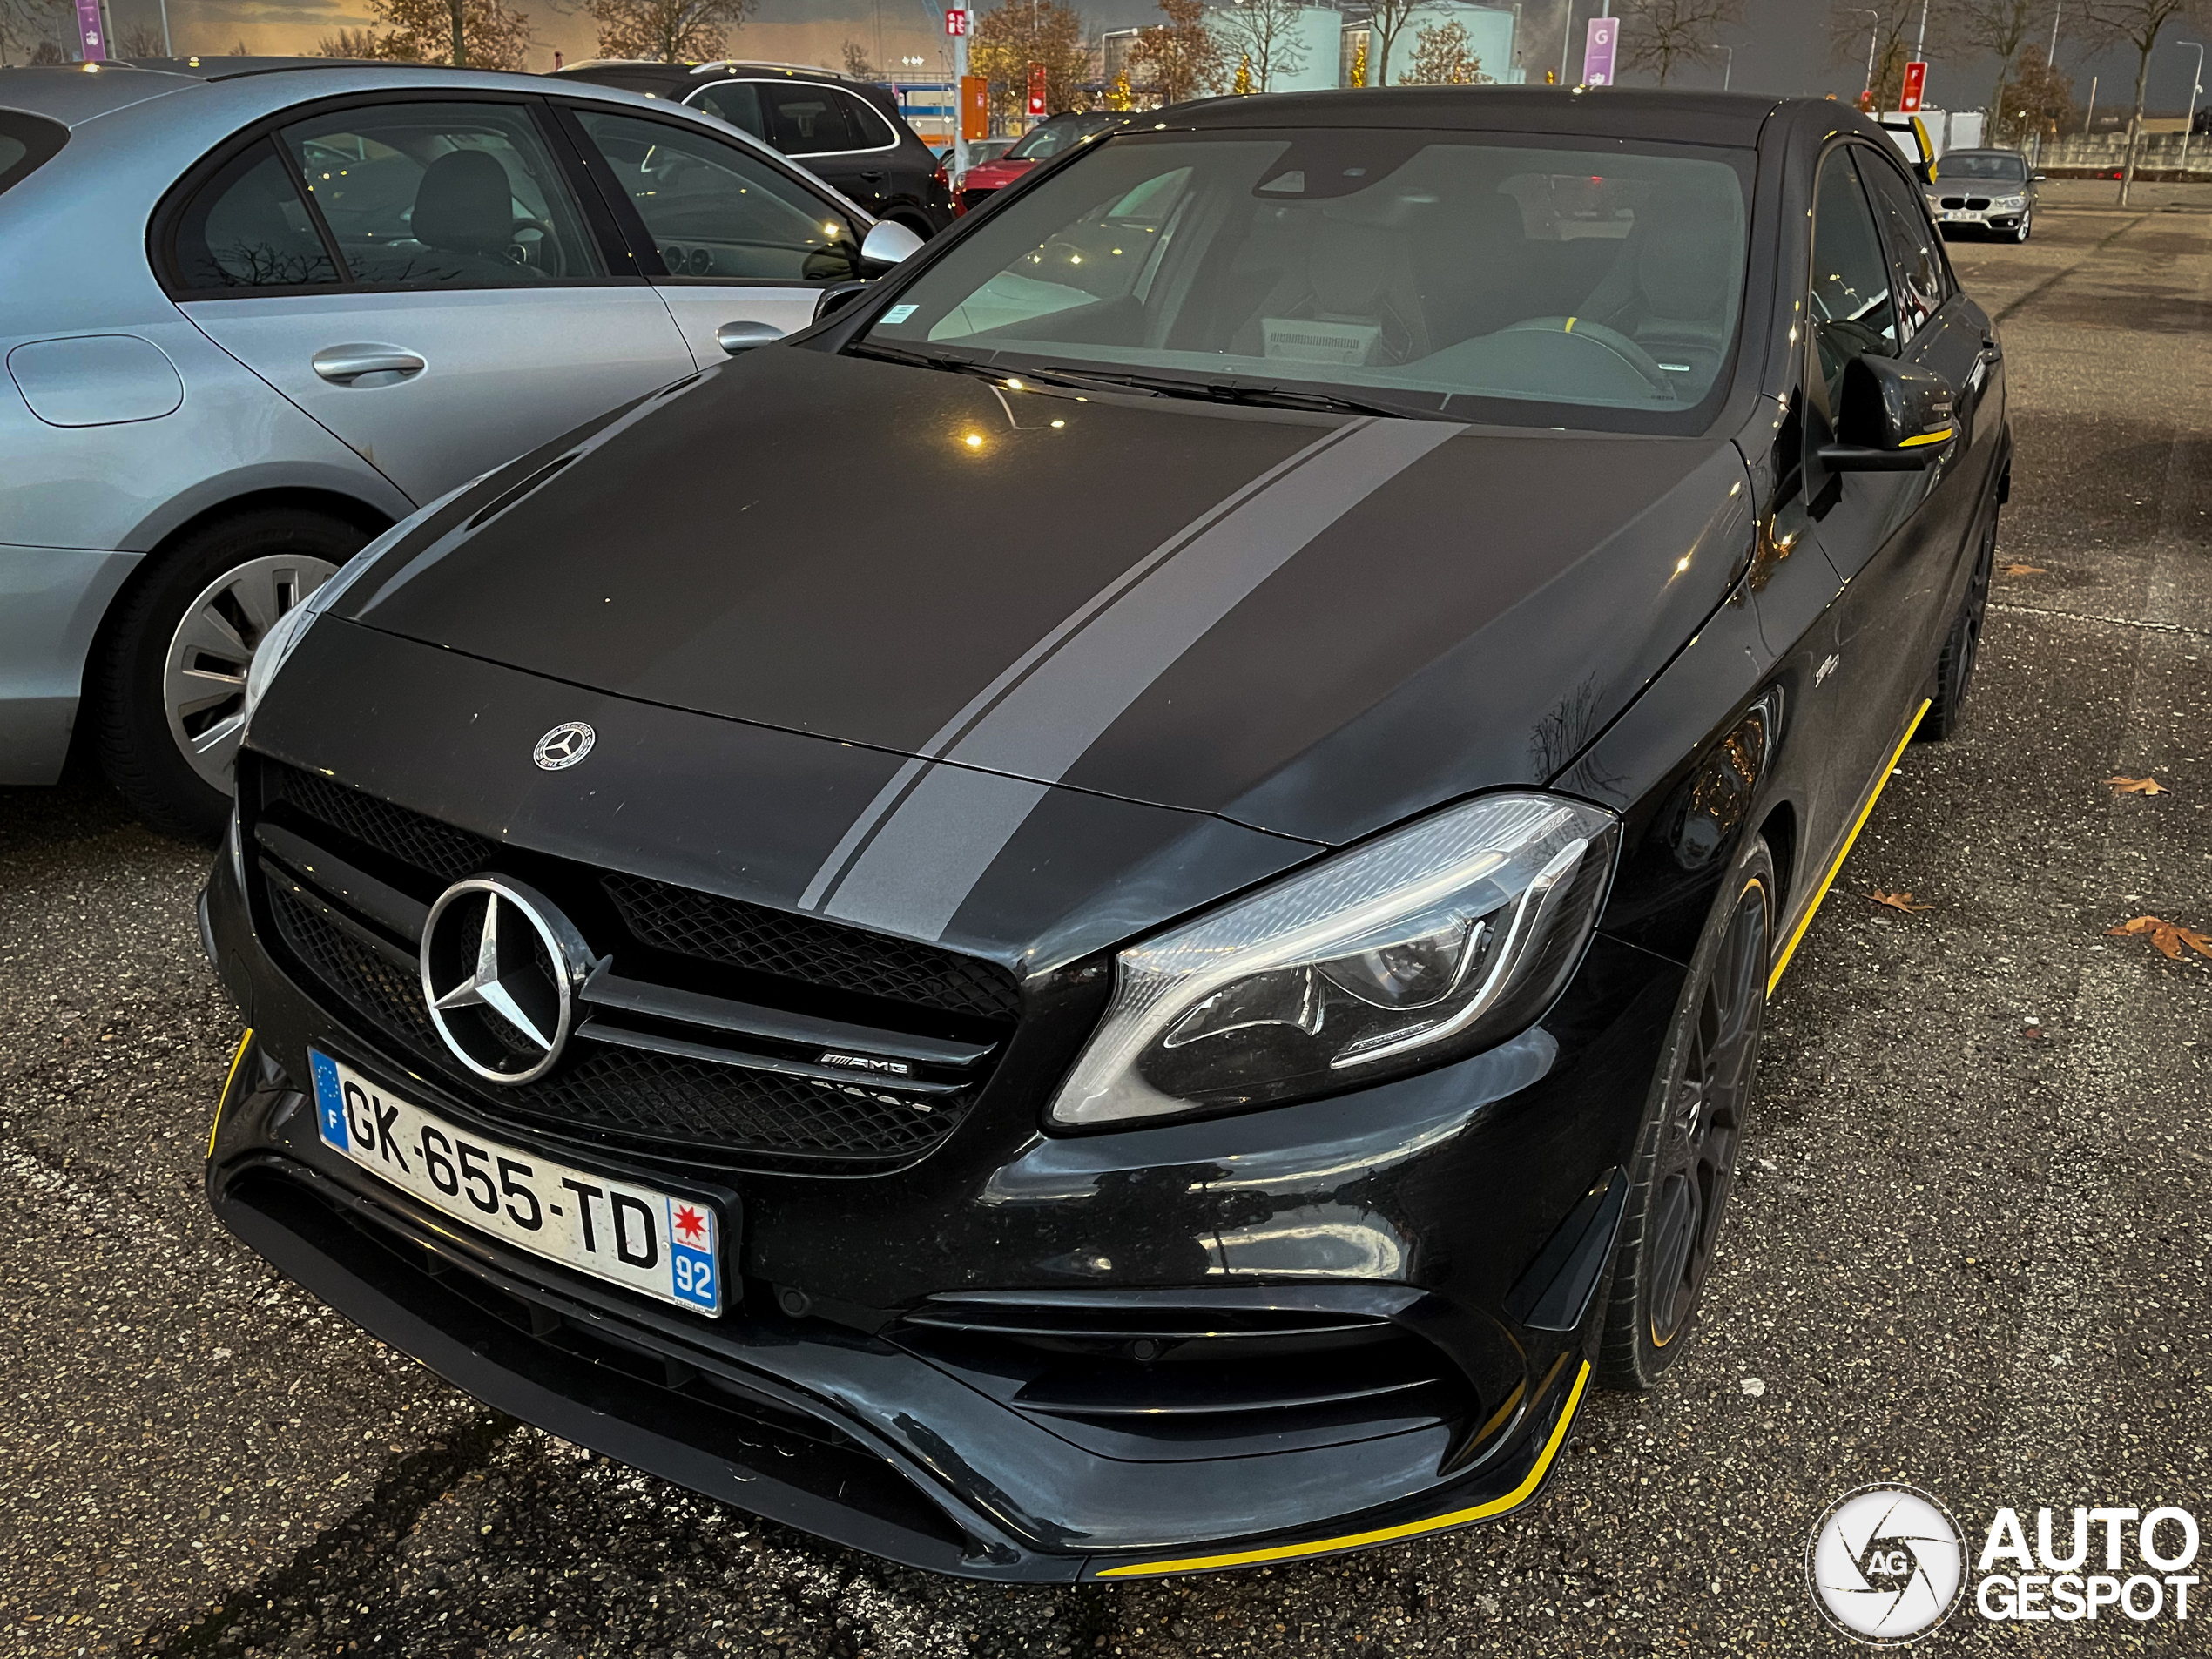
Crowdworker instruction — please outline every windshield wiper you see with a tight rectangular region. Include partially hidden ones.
[1028,366,1421,419]
[845,341,1011,383]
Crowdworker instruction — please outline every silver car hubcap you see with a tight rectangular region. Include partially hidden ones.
[163,554,338,791]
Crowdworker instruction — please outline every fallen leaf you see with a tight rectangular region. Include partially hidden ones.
[2107,775,2169,796]
[2000,562,2047,576]
[2107,914,2212,961]
[1870,889,1934,914]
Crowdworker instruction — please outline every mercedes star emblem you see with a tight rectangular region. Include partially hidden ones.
[533,721,596,771]
[419,877,595,1084]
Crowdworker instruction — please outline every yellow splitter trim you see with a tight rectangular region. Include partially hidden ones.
[209,1027,254,1157]
[1766,699,1931,995]
[1094,1360,1592,1579]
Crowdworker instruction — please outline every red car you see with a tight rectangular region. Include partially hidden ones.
[955,111,1122,212]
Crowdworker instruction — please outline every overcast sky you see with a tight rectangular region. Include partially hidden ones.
[99,0,2212,119]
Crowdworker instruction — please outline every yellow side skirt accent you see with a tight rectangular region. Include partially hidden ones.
[1765,699,1931,996]
[210,1028,254,1157]
[1094,1361,1592,1579]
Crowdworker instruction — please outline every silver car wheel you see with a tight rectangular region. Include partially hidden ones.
[161,553,338,791]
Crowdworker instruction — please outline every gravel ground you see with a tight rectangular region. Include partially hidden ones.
[2,193,2208,1659]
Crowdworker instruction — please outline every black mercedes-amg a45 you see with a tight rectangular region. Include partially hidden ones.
[203,87,2006,1580]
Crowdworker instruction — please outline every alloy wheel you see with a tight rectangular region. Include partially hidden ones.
[161,553,337,791]
[1644,875,1768,1348]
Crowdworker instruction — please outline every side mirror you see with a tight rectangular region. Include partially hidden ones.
[2033,172,2047,182]
[859,220,925,276]
[1818,354,1956,472]
[813,281,872,323]
[714,320,783,356]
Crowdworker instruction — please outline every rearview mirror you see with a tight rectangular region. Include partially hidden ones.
[859,220,925,276]
[1818,354,1956,471]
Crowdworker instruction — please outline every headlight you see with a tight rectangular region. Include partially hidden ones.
[1049,792,1621,1129]
[1993,193,2026,208]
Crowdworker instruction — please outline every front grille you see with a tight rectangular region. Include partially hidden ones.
[605,873,1020,1021]
[252,760,1015,1173]
[263,764,495,884]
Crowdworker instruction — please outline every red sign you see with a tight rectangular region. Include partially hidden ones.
[1900,60,1927,112]
[1028,63,1048,118]
[943,7,968,36]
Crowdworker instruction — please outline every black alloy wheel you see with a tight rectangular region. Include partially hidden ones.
[1595,837,1773,1390]
[1920,514,1995,742]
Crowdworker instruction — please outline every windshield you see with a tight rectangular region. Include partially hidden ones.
[1007,119,1106,162]
[863,130,1752,428]
[1934,152,2027,182]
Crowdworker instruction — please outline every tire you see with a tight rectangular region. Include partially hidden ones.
[1595,836,1774,1392]
[2013,211,2033,244]
[1919,512,1995,743]
[93,507,364,840]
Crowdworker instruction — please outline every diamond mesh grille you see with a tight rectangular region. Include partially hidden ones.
[263,764,495,885]
[604,873,1020,1022]
[266,881,962,1166]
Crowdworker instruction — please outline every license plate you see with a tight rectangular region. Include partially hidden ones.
[308,1050,723,1316]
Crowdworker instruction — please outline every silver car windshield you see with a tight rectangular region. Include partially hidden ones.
[1934,152,2027,182]
[864,131,1752,427]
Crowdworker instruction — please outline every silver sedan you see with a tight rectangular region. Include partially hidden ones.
[1924,147,2040,242]
[0,57,918,836]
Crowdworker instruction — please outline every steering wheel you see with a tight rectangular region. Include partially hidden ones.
[1502,316,1677,400]
[508,217,565,278]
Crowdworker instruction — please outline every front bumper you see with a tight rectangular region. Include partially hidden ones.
[202,809,1681,1580]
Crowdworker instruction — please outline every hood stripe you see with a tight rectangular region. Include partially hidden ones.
[804,416,1461,941]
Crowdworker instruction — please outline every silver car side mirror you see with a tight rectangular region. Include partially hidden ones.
[859,220,925,277]
[715,320,785,355]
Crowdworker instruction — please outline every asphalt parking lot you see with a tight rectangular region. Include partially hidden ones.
[3,179,2209,1659]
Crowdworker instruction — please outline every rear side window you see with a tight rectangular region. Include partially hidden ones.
[760,85,865,154]
[170,141,340,289]
[0,111,68,196]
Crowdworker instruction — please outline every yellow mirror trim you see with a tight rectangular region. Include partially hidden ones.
[1898,427,1954,448]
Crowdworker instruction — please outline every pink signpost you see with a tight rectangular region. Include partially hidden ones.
[1582,15,1617,87]
[75,0,106,59]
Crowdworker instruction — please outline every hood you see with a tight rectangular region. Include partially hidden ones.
[961,157,1037,190]
[337,347,1753,848]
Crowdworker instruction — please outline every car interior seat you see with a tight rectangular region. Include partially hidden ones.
[407,149,537,280]
[1231,215,1432,368]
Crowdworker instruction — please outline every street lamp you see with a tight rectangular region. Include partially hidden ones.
[1844,8,1880,106]
[1720,43,1733,91]
[2177,38,2206,176]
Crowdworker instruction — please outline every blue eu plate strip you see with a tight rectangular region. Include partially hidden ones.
[310,1049,349,1152]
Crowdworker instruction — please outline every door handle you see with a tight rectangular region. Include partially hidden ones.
[857,170,888,182]
[715,320,785,356]
[312,345,426,384]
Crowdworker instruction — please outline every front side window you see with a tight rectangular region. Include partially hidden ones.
[1856,151,1949,335]
[864,130,1752,429]
[171,142,339,290]
[570,110,860,281]
[278,101,602,287]
[691,80,765,139]
[1809,148,1898,411]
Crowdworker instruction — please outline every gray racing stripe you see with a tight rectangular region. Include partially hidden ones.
[812,416,1462,939]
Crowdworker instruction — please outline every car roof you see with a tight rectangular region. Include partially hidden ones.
[1163,85,1791,147]
[0,57,546,125]
[556,59,856,85]
[1938,147,2027,158]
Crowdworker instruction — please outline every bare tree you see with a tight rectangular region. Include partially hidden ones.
[1937,0,2044,125]
[1125,0,1219,105]
[316,24,388,55]
[0,0,74,62]
[1209,0,1306,92]
[1365,0,1420,90]
[1826,0,1919,107]
[1615,0,1744,86]
[2080,0,2207,201]
[971,0,1091,124]
[117,20,165,54]
[841,38,879,78]
[586,0,754,63]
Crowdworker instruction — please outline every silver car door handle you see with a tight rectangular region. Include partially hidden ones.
[715,320,785,356]
[312,345,427,384]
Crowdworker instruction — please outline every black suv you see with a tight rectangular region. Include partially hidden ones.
[553,60,953,235]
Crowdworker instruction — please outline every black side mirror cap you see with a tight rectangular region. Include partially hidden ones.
[1823,353,1955,471]
[813,281,872,323]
